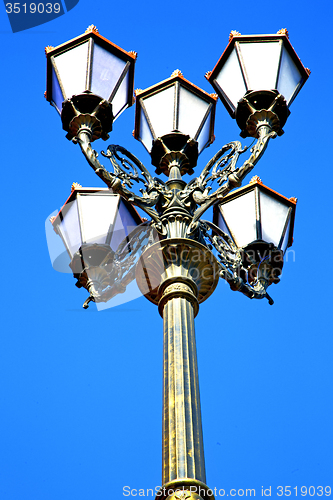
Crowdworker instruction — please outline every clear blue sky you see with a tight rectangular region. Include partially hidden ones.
[1,1,332,499]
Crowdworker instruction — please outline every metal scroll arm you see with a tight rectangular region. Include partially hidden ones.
[74,130,163,230]
[188,125,277,234]
[200,220,274,304]
[82,222,156,308]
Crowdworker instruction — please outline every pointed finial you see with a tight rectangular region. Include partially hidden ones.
[277,28,289,38]
[71,182,82,191]
[229,30,241,41]
[128,51,137,59]
[45,46,54,55]
[289,197,298,204]
[250,175,262,184]
[171,69,183,77]
[85,25,99,34]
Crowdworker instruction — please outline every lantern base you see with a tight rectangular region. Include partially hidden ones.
[241,240,284,286]
[61,92,113,142]
[70,244,118,308]
[236,90,290,138]
[151,133,199,176]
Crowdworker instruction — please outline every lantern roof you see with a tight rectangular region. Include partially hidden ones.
[207,31,310,89]
[51,184,142,230]
[221,175,298,206]
[45,26,137,103]
[134,69,218,103]
[213,176,297,251]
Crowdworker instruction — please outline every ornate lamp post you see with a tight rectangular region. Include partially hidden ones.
[46,26,309,500]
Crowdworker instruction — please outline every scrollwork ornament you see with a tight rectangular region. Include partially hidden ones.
[73,113,279,304]
[101,145,141,188]
[82,223,157,308]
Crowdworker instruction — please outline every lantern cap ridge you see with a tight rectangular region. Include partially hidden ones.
[45,28,137,61]
[220,177,298,206]
[207,31,310,88]
[135,70,218,102]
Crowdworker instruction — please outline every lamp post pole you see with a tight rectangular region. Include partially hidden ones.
[133,159,220,500]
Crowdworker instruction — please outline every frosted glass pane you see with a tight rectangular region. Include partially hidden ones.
[217,210,232,240]
[139,108,154,152]
[112,71,129,119]
[221,191,256,248]
[91,43,127,101]
[142,85,175,138]
[78,193,119,245]
[45,210,72,273]
[51,66,64,113]
[239,41,281,90]
[197,112,211,153]
[54,41,89,99]
[277,45,302,105]
[215,47,246,109]
[59,199,81,256]
[281,217,291,253]
[178,86,210,138]
[260,191,289,247]
[110,201,138,252]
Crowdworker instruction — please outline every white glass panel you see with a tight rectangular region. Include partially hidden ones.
[277,45,302,105]
[110,200,138,252]
[238,41,281,90]
[281,217,291,253]
[58,199,81,256]
[45,210,71,273]
[215,47,246,110]
[217,210,232,240]
[91,43,127,101]
[259,191,290,247]
[53,41,89,99]
[178,86,210,138]
[78,193,119,245]
[142,85,175,138]
[220,191,256,248]
[112,71,129,119]
[139,108,154,152]
[197,112,211,153]
[51,66,64,113]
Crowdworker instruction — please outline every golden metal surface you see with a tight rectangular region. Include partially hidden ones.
[156,478,215,500]
[71,182,82,191]
[136,239,219,488]
[162,294,205,483]
[250,175,262,184]
[135,239,220,310]
[85,25,99,34]
[277,28,289,38]
[229,30,241,40]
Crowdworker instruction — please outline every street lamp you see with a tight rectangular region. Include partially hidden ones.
[45,25,136,141]
[45,27,309,500]
[213,175,297,294]
[205,29,310,137]
[50,183,144,308]
[133,70,217,174]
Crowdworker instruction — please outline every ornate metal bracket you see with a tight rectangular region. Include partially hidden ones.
[199,220,274,305]
[72,113,278,305]
[73,223,157,308]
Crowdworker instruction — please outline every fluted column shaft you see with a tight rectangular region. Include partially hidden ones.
[162,293,206,485]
